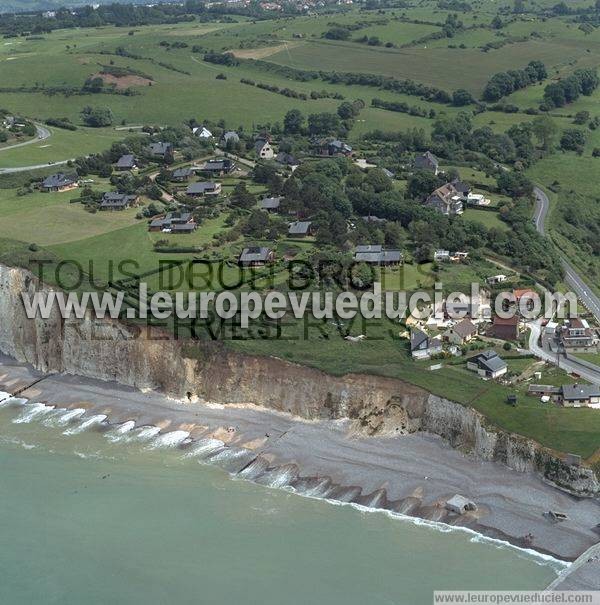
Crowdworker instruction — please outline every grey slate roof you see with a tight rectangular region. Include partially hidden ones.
[410,329,429,351]
[148,142,172,156]
[275,152,298,166]
[354,245,402,264]
[186,181,218,195]
[41,173,76,189]
[100,192,137,208]
[239,246,272,263]
[414,151,438,170]
[470,350,507,373]
[202,158,234,172]
[561,384,600,401]
[222,131,239,144]
[116,154,136,169]
[172,167,192,179]
[259,196,282,210]
[288,221,312,235]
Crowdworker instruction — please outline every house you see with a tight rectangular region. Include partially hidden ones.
[434,249,450,262]
[40,173,78,192]
[491,315,520,340]
[238,246,274,267]
[425,182,464,216]
[116,154,137,171]
[221,131,240,146]
[186,181,221,197]
[450,179,472,198]
[312,138,352,157]
[148,212,197,233]
[560,318,594,349]
[193,126,213,139]
[410,329,442,359]
[528,384,562,399]
[414,151,439,174]
[254,139,274,159]
[560,384,600,408]
[259,196,283,212]
[100,192,138,211]
[443,318,477,345]
[288,221,313,237]
[467,193,491,206]
[275,152,298,167]
[201,158,235,176]
[381,168,395,179]
[361,215,386,224]
[354,245,402,266]
[486,274,507,285]
[466,350,507,379]
[171,167,193,182]
[445,495,477,515]
[147,142,173,160]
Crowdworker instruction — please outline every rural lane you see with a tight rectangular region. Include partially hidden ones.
[0,123,51,154]
[533,186,600,322]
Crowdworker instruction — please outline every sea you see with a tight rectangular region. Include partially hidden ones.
[0,392,566,605]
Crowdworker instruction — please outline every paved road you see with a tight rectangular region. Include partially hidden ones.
[0,123,51,155]
[529,320,600,385]
[533,186,600,322]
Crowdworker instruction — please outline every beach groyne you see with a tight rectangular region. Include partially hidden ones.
[0,263,598,498]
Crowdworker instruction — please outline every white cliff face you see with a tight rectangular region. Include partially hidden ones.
[0,263,598,496]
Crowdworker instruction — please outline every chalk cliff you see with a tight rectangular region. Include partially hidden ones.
[0,264,597,496]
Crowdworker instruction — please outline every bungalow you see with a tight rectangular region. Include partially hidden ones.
[148,212,197,233]
[40,173,78,192]
[186,181,221,197]
[238,246,274,267]
[193,126,213,139]
[201,158,235,176]
[275,152,298,167]
[312,138,352,157]
[443,318,477,345]
[116,154,137,171]
[171,167,193,182]
[288,221,313,237]
[434,249,450,262]
[100,192,138,211]
[425,182,463,216]
[560,318,595,350]
[259,196,283,212]
[486,274,507,285]
[466,350,507,379]
[410,328,442,360]
[491,315,520,340]
[354,244,402,266]
[221,131,240,146]
[414,151,439,175]
[147,142,173,160]
[255,139,274,159]
[560,384,600,408]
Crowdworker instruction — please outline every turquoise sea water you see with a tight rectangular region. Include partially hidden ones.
[0,395,563,605]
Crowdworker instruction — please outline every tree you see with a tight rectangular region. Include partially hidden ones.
[532,115,558,153]
[560,128,587,153]
[283,109,304,134]
[307,112,341,136]
[81,106,113,127]
[452,89,474,106]
[407,171,442,200]
[230,182,255,209]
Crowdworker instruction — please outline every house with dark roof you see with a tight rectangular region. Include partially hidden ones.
[148,212,196,233]
[186,181,221,197]
[40,173,78,192]
[450,179,472,198]
[312,138,353,157]
[100,192,138,211]
[425,182,464,216]
[254,139,274,159]
[238,246,274,266]
[171,167,193,182]
[259,196,283,213]
[288,221,313,237]
[354,244,402,266]
[275,152,298,167]
[221,131,240,146]
[116,154,137,171]
[147,142,173,160]
[560,384,600,407]
[410,329,442,359]
[443,318,477,345]
[414,151,439,174]
[200,158,235,176]
[467,350,507,379]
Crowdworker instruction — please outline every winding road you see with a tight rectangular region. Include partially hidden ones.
[533,186,600,322]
